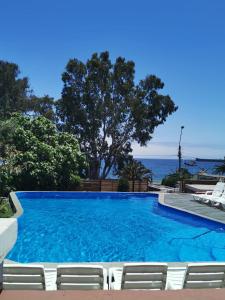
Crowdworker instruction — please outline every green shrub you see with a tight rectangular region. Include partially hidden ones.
[161,168,192,188]
[161,173,179,187]
[68,174,81,190]
[0,198,13,218]
[118,178,129,192]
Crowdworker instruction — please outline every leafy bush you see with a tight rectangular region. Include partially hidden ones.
[118,178,129,192]
[161,168,192,187]
[68,175,81,190]
[0,198,13,218]
[0,114,87,195]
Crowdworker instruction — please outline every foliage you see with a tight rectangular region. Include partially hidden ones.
[117,178,129,192]
[0,61,30,119]
[0,114,86,195]
[214,162,225,175]
[117,159,152,182]
[0,60,57,121]
[161,168,192,187]
[0,198,13,218]
[25,95,56,121]
[57,51,177,179]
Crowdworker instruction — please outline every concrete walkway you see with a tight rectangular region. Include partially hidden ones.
[160,193,225,225]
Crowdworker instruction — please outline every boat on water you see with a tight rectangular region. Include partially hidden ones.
[184,160,197,166]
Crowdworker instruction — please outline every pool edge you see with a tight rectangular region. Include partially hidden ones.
[9,192,23,218]
[158,192,225,226]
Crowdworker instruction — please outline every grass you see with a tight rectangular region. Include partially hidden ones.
[0,197,14,217]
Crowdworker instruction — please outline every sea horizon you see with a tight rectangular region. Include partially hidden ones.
[135,158,223,183]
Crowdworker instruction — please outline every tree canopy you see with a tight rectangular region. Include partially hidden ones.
[0,114,86,195]
[57,51,177,179]
[25,95,56,121]
[0,61,30,118]
[0,60,57,121]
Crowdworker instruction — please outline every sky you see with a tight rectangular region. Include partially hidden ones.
[1,0,225,159]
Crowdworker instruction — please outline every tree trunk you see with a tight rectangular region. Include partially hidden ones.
[89,159,101,179]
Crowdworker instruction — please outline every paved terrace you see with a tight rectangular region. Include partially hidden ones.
[1,290,225,300]
[159,193,225,225]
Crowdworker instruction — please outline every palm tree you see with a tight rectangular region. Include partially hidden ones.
[118,159,152,191]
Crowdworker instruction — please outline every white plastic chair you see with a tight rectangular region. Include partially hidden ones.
[182,263,225,289]
[109,263,168,290]
[56,264,108,290]
[210,191,225,208]
[193,182,225,204]
[3,264,46,290]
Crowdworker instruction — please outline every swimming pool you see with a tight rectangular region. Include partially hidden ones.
[8,192,225,263]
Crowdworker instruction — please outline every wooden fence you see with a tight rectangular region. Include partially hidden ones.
[79,179,149,192]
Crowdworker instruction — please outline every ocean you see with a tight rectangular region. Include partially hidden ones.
[136,158,223,183]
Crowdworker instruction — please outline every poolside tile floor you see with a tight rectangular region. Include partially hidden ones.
[161,193,225,224]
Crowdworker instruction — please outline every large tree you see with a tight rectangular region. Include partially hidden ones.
[0,61,30,118]
[0,60,57,121]
[57,51,177,179]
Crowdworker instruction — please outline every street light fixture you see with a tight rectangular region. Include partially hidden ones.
[178,126,184,192]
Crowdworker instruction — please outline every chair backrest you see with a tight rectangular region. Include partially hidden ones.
[212,182,225,197]
[3,264,45,290]
[183,263,225,289]
[121,263,168,290]
[57,265,105,290]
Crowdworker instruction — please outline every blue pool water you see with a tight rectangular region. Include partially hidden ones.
[8,192,225,263]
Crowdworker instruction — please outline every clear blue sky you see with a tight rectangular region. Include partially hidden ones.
[1,0,225,159]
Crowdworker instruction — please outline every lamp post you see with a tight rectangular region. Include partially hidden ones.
[178,126,184,192]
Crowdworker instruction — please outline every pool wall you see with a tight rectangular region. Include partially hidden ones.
[9,192,23,218]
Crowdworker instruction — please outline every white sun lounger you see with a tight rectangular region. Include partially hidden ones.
[181,263,225,289]
[56,264,108,290]
[109,263,168,290]
[3,264,46,290]
[210,191,225,208]
[193,182,225,204]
